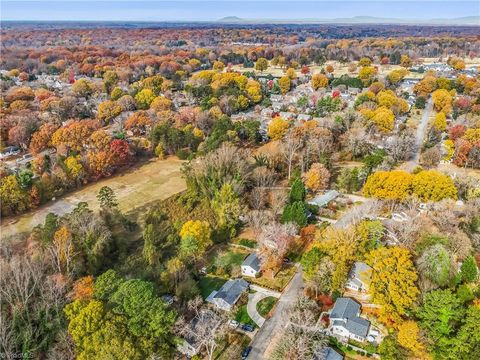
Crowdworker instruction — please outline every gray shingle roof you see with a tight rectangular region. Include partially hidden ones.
[331,297,370,338]
[242,253,261,272]
[345,317,370,337]
[331,297,361,319]
[314,346,344,360]
[213,278,249,305]
[308,190,340,207]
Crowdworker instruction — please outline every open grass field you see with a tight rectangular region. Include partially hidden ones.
[1,157,186,240]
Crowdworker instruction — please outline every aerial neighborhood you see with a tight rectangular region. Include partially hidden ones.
[0,6,480,360]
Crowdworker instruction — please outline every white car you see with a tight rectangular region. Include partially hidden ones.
[228,320,239,329]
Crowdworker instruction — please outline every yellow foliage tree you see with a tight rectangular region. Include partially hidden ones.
[212,60,225,71]
[302,163,331,192]
[432,112,447,131]
[179,220,212,253]
[358,66,377,86]
[315,227,358,292]
[311,73,329,90]
[97,100,122,124]
[150,96,172,112]
[432,89,453,114]
[267,117,289,140]
[278,76,291,95]
[400,54,412,68]
[359,57,372,67]
[411,170,457,201]
[65,156,84,178]
[371,106,395,132]
[365,247,419,326]
[285,68,296,79]
[363,170,414,201]
[463,128,480,142]
[397,320,425,356]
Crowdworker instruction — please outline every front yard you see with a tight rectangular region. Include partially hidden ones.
[247,265,297,292]
[256,296,278,317]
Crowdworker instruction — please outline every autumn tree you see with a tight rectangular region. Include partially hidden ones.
[363,170,414,201]
[278,76,291,95]
[397,320,425,356]
[365,247,419,325]
[29,123,58,154]
[179,220,212,258]
[211,182,243,236]
[124,111,153,135]
[0,175,30,216]
[135,88,156,110]
[302,163,330,192]
[432,89,453,114]
[371,106,395,133]
[103,70,118,93]
[255,57,268,72]
[72,78,94,98]
[311,73,329,90]
[267,117,289,140]
[97,100,122,124]
[412,170,457,201]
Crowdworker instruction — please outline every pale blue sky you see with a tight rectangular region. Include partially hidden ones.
[1,1,479,21]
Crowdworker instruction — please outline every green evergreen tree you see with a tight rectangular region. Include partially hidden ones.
[460,255,478,283]
[289,178,306,203]
[282,201,307,227]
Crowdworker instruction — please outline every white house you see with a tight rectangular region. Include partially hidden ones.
[346,262,372,292]
[241,253,261,277]
[206,278,249,311]
[329,297,371,343]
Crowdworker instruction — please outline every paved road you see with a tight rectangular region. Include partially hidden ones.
[247,266,304,359]
[412,97,433,164]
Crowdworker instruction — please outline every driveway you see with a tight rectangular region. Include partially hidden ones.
[413,97,433,164]
[247,292,269,327]
[247,266,304,359]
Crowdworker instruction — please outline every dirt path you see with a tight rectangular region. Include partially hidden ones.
[1,157,186,240]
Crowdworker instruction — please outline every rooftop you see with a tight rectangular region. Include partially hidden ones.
[242,252,261,272]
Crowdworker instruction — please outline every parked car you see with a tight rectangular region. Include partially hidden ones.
[241,324,254,332]
[241,346,252,359]
[0,146,20,159]
[228,319,239,328]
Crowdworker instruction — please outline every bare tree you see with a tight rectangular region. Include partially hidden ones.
[281,133,302,179]
[177,308,227,360]
[249,186,267,210]
[269,189,288,216]
[247,209,274,240]
[271,296,326,360]
[252,166,276,188]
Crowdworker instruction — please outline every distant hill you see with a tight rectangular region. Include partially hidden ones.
[216,15,480,26]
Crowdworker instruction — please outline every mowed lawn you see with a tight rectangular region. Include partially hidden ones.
[1,157,186,240]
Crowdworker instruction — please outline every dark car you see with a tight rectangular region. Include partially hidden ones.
[241,346,252,359]
[241,324,254,332]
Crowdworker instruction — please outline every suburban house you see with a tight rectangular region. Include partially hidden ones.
[329,297,371,342]
[177,310,222,357]
[241,252,261,277]
[314,346,344,360]
[206,278,249,311]
[346,262,372,292]
[308,190,340,208]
